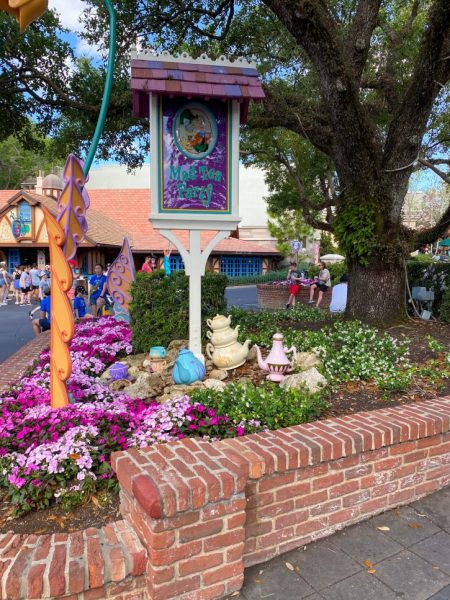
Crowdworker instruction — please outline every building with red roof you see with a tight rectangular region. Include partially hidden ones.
[0,176,280,276]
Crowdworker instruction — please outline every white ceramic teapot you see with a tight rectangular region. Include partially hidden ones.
[205,314,251,370]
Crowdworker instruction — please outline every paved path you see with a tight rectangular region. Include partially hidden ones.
[232,486,450,600]
[0,300,36,362]
[226,285,258,310]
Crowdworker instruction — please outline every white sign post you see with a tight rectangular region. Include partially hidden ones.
[130,49,264,361]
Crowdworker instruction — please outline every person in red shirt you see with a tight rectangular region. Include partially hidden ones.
[141,256,153,273]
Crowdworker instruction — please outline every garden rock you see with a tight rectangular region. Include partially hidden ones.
[159,381,206,403]
[281,368,327,393]
[292,352,322,372]
[128,366,141,378]
[167,340,189,362]
[122,353,147,368]
[204,379,226,391]
[209,369,228,381]
[125,372,163,399]
[109,378,131,391]
[100,368,112,381]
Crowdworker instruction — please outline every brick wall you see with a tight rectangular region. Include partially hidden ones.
[0,332,49,392]
[257,284,331,309]
[113,397,450,600]
[0,520,147,600]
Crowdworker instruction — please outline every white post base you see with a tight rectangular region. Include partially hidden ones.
[159,228,229,362]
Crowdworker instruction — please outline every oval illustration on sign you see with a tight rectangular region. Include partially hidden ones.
[11,220,22,239]
[173,103,218,160]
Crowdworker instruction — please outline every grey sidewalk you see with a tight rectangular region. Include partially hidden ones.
[232,486,450,600]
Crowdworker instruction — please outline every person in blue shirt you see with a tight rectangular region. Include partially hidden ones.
[32,287,51,336]
[73,285,92,321]
[89,264,108,317]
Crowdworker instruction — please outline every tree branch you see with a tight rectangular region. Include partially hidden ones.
[418,157,450,184]
[413,204,450,245]
[346,0,382,81]
[383,0,450,169]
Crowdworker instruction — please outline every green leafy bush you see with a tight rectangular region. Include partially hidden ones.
[190,382,327,430]
[229,305,325,346]
[439,285,450,323]
[129,271,228,352]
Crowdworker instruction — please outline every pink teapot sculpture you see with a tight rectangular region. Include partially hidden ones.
[255,333,297,382]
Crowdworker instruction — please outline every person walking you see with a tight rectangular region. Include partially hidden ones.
[29,264,41,303]
[0,262,8,306]
[19,265,32,306]
[12,266,22,304]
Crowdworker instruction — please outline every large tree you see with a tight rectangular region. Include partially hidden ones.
[1,1,450,321]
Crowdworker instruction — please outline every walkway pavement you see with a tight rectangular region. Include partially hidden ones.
[232,486,450,600]
[0,300,35,362]
[226,285,258,310]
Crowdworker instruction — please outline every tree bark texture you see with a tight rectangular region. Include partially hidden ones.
[346,259,405,324]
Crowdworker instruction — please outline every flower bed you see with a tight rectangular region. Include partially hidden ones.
[0,318,264,517]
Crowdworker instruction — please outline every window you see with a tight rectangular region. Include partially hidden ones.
[18,201,32,223]
[81,256,89,276]
[8,249,21,270]
[220,256,262,277]
[170,255,185,271]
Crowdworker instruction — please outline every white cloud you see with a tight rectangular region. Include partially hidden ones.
[48,0,85,31]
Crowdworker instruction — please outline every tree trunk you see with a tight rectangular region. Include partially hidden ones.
[346,258,405,324]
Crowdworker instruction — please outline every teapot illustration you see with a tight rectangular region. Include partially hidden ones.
[172,348,206,385]
[206,314,251,370]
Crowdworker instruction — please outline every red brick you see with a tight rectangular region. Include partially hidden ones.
[258,527,295,550]
[49,543,67,596]
[245,520,273,538]
[374,457,402,472]
[404,450,428,464]
[189,476,207,509]
[329,480,359,499]
[295,517,328,536]
[197,583,227,600]
[132,475,162,518]
[361,471,390,488]
[33,535,52,561]
[149,574,200,600]
[343,490,371,507]
[361,448,389,463]
[275,481,310,502]
[202,499,246,521]
[258,499,294,519]
[83,587,108,600]
[247,491,274,509]
[6,546,33,599]
[179,552,223,577]
[328,507,360,526]
[147,565,175,585]
[417,436,442,449]
[360,496,388,514]
[295,490,328,509]
[330,455,360,471]
[310,499,342,516]
[228,512,247,530]
[27,564,45,599]
[227,543,245,562]
[152,510,199,532]
[429,441,450,456]
[372,482,399,497]
[390,464,416,481]
[303,462,329,477]
[180,519,223,542]
[275,509,309,530]
[87,536,104,589]
[415,479,442,496]
[426,465,450,481]
[345,464,373,479]
[149,540,202,566]
[204,529,245,552]
[390,441,417,455]
[109,547,127,582]
[202,560,242,586]
[388,489,415,506]
[68,560,85,594]
[103,524,119,546]
[259,472,295,492]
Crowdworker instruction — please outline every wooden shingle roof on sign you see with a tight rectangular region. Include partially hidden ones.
[130,50,265,123]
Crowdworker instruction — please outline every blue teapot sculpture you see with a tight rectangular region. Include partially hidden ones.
[172,348,206,385]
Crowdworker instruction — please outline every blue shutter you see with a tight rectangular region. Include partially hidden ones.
[220,256,262,277]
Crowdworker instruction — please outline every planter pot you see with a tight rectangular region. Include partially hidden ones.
[256,284,331,309]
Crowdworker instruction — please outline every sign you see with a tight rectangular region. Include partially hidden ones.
[158,98,231,215]
[290,240,303,253]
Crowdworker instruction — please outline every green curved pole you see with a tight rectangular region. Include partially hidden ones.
[83,0,117,178]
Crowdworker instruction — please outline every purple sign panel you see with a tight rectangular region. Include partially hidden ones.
[159,97,231,213]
